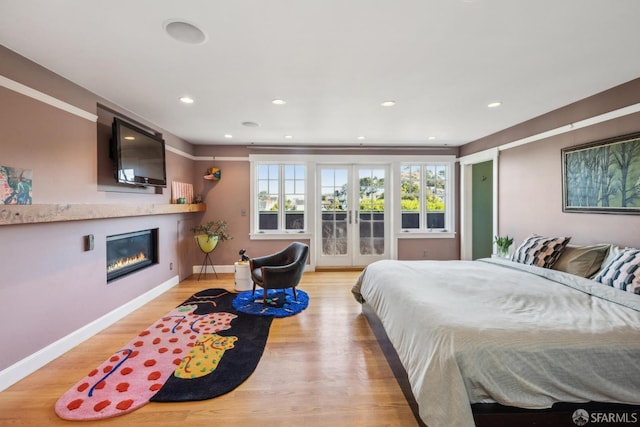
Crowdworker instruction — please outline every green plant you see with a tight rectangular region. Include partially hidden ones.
[191,220,232,242]
[493,235,514,255]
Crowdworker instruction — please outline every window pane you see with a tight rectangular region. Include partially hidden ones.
[426,212,445,229]
[425,164,447,229]
[401,165,420,229]
[257,164,280,231]
[259,212,278,230]
[402,212,419,228]
[284,164,305,230]
[285,212,304,229]
[359,168,385,212]
[401,163,448,231]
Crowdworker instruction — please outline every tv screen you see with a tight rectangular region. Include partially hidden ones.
[111,117,167,187]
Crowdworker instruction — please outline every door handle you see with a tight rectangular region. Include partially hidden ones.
[355,210,358,224]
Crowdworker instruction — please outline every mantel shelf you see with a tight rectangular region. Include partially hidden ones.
[0,203,206,226]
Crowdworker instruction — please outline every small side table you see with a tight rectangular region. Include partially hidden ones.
[234,261,252,292]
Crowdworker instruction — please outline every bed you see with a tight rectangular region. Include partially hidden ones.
[352,240,640,427]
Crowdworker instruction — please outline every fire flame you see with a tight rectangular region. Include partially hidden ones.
[107,252,148,273]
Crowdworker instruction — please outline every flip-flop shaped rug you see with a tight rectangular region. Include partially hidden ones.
[55,288,273,420]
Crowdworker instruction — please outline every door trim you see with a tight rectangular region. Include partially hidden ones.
[316,164,390,267]
[459,148,499,260]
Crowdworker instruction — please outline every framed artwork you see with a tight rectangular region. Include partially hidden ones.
[0,165,32,205]
[562,132,640,214]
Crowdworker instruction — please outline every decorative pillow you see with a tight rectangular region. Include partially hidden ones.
[600,245,624,270]
[552,244,610,278]
[512,234,571,269]
[594,249,640,294]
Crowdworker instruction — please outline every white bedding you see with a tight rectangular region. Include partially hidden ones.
[353,258,640,427]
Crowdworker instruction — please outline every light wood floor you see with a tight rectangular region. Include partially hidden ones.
[0,272,419,426]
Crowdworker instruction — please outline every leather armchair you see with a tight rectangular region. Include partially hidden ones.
[249,242,309,305]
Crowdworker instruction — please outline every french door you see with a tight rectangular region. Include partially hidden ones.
[316,164,389,267]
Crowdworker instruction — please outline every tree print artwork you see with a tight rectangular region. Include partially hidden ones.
[563,132,640,213]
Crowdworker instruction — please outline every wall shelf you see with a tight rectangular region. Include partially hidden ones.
[0,203,206,226]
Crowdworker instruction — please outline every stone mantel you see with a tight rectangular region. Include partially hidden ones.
[0,203,206,226]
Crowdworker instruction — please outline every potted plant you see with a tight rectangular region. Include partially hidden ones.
[494,235,514,258]
[191,220,231,253]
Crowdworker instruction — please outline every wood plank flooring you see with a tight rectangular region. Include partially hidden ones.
[0,272,420,426]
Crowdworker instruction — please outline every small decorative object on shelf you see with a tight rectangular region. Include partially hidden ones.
[171,181,194,204]
[239,248,249,262]
[204,167,221,181]
[494,235,514,258]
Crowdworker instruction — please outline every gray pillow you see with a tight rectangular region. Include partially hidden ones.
[552,244,610,278]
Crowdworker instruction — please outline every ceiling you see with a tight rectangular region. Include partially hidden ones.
[1,1,640,147]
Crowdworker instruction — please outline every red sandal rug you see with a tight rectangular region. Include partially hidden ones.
[55,288,272,420]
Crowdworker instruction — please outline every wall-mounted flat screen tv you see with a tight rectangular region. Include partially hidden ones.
[111,117,167,187]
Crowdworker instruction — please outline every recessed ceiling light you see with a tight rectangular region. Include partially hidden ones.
[381,100,396,107]
[427,136,436,140]
[179,96,194,104]
[284,135,293,139]
[164,20,207,45]
[487,101,502,108]
[224,134,233,138]
[272,99,286,105]
[357,136,365,140]
[242,121,260,127]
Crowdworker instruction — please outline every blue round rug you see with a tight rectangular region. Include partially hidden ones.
[232,288,309,317]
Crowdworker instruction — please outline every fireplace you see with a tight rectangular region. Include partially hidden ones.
[107,229,158,282]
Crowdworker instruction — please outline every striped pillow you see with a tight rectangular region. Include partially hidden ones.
[594,249,640,294]
[512,234,571,269]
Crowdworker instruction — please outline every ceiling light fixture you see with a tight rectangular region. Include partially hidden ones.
[179,96,194,104]
[487,101,502,108]
[272,99,286,105]
[284,135,293,139]
[427,136,436,140]
[224,134,233,138]
[357,136,365,140]
[381,100,396,107]
[164,20,207,45]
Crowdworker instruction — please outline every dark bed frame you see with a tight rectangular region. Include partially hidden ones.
[361,303,639,427]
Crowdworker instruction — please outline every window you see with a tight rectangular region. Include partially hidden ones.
[400,163,450,231]
[256,163,306,232]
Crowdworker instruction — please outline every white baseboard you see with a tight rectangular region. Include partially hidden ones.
[192,264,235,274]
[0,275,180,392]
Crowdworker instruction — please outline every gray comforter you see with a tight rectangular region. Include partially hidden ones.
[353,258,640,427]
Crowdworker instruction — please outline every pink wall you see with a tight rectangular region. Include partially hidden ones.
[498,112,640,249]
[189,145,461,265]
[0,47,200,371]
[461,78,640,250]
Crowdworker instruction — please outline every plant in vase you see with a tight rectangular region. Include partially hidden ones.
[494,235,514,258]
[191,220,232,253]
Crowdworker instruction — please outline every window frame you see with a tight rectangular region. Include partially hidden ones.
[396,158,455,238]
[249,154,456,241]
[250,157,311,239]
